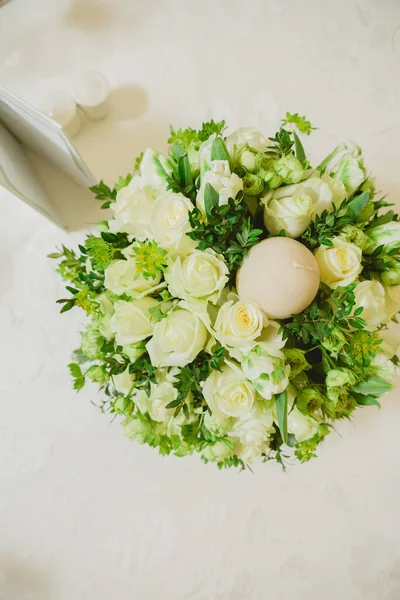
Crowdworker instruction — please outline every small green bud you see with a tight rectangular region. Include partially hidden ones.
[273,154,304,184]
[263,172,282,189]
[242,173,264,196]
[86,365,108,385]
[357,199,375,222]
[239,149,258,172]
[80,326,104,360]
[283,348,311,378]
[381,268,400,286]
[296,388,324,415]
[326,368,356,388]
[341,225,370,250]
[321,328,346,354]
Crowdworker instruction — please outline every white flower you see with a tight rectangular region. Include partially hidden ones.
[109,175,154,238]
[147,381,179,422]
[140,149,174,190]
[228,402,273,447]
[148,191,196,256]
[241,345,290,400]
[104,257,163,298]
[378,329,400,358]
[202,441,234,463]
[110,298,158,345]
[234,442,270,464]
[370,354,399,382]
[353,280,386,330]
[314,237,362,288]
[99,314,114,341]
[366,222,400,250]
[146,308,208,367]
[113,368,134,396]
[287,407,318,442]
[197,134,215,177]
[384,284,400,323]
[318,140,367,196]
[122,342,146,363]
[196,160,243,218]
[202,360,255,419]
[225,127,269,156]
[165,249,228,304]
[214,297,267,356]
[261,175,346,238]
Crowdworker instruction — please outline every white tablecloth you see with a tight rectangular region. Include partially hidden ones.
[1,1,400,598]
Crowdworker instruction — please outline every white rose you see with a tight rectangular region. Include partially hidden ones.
[146,308,208,367]
[104,257,164,298]
[197,134,215,177]
[287,407,318,442]
[318,140,367,196]
[241,345,290,400]
[148,191,196,256]
[378,329,400,358]
[353,280,386,330]
[147,381,179,422]
[261,175,346,238]
[314,237,362,288]
[165,249,228,304]
[111,298,158,345]
[99,314,114,341]
[384,284,400,323]
[140,149,174,190]
[228,402,273,447]
[366,222,400,250]
[113,368,135,396]
[234,442,270,464]
[202,360,255,419]
[214,298,267,355]
[202,441,234,463]
[196,160,243,218]
[109,175,154,238]
[225,127,269,155]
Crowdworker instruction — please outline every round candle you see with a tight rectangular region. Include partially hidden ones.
[236,237,320,319]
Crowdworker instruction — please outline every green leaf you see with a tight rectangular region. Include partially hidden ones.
[60,299,76,313]
[165,398,182,409]
[352,392,381,408]
[352,375,392,395]
[211,137,232,168]
[204,183,219,219]
[347,191,370,218]
[90,180,116,201]
[293,131,306,163]
[275,390,288,445]
[68,363,85,391]
[177,153,193,187]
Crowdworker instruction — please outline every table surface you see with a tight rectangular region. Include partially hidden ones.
[1,1,400,599]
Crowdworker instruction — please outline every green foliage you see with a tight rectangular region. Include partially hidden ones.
[283,284,366,346]
[345,330,383,367]
[85,237,114,270]
[168,119,225,149]
[132,240,167,280]
[188,194,263,284]
[300,192,370,249]
[265,128,294,158]
[274,390,288,444]
[362,242,400,276]
[281,112,316,135]
[294,424,329,463]
[167,347,227,417]
[68,363,85,391]
[134,152,144,172]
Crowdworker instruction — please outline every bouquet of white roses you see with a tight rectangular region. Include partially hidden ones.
[51,113,400,469]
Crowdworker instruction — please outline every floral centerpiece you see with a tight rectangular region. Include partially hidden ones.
[51,113,400,469]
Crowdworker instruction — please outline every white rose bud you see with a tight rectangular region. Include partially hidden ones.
[318,140,367,196]
[366,222,400,251]
[314,237,362,288]
[146,308,208,368]
[261,175,346,238]
[228,402,273,448]
[104,257,163,298]
[111,298,158,345]
[241,346,290,400]
[148,191,196,256]
[140,148,175,191]
[225,127,269,159]
[197,134,215,178]
[215,298,267,354]
[287,407,318,442]
[202,360,255,419]
[352,280,386,331]
[196,160,243,218]
[109,175,154,238]
[165,248,228,304]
